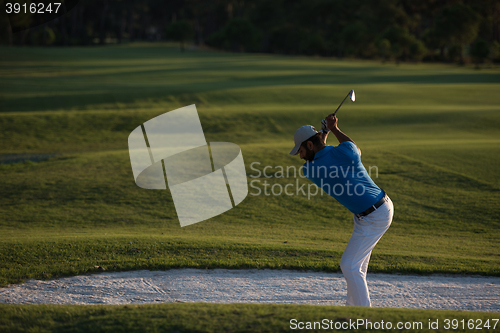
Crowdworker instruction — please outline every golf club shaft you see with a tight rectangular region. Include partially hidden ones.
[333,92,350,116]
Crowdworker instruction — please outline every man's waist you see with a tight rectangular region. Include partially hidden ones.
[355,192,389,218]
[325,185,382,210]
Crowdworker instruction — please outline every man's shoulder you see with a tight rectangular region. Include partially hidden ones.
[337,141,357,148]
[335,141,359,156]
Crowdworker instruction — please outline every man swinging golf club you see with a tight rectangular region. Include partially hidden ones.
[289,90,394,307]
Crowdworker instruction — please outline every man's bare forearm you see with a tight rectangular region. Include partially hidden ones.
[320,131,329,146]
[331,127,355,144]
[325,114,361,154]
[331,127,361,154]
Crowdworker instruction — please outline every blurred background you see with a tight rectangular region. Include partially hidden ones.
[1,0,500,65]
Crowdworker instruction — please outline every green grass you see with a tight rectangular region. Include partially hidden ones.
[1,42,499,331]
[0,42,499,315]
[1,303,500,333]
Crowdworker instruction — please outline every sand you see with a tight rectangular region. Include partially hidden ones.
[1,269,499,312]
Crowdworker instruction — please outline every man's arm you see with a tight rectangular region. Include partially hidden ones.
[320,130,329,146]
[325,114,361,155]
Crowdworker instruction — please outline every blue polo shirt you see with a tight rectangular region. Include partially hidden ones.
[302,142,384,214]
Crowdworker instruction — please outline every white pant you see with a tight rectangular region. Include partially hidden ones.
[340,197,394,307]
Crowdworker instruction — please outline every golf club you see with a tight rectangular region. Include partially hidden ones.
[333,89,355,116]
[321,89,355,133]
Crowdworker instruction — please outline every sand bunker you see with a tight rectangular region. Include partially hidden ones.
[1,269,499,312]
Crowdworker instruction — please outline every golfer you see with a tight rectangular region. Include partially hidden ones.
[289,114,394,307]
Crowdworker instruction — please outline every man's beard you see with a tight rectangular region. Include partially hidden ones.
[304,146,315,162]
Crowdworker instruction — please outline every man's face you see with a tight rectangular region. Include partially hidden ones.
[298,142,315,162]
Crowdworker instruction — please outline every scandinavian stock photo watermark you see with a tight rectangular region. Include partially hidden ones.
[289,318,499,331]
[248,162,379,199]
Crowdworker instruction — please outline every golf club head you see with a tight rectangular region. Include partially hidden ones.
[349,90,355,102]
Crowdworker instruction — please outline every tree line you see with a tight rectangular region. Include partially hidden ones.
[1,0,499,64]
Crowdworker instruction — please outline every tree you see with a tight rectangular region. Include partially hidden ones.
[250,0,285,52]
[1,0,495,66]
[470,39,490,66]
[448,45,462,63]
[299,32,326,56]
[409,40,427,62]
[377,26,415,62]
[377,38,391,62]
[422,27,447,61]
[166,20,194,51]
[432,4,481,63]
[31,26,56,45]
[489,41,500,62]
[340,22,369,58]
[268,25,302,54]
[223,18,261,52]
[207,18,261,53]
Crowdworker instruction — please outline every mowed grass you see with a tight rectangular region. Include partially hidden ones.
[1,303,500,333]
[0,43,499,289]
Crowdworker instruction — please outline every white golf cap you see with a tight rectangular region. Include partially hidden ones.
[289,125,318,155]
